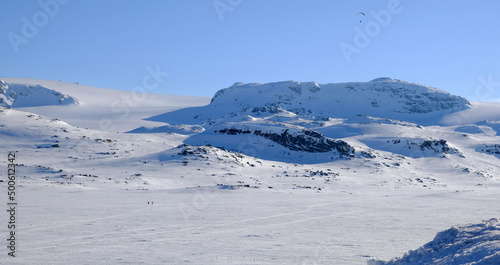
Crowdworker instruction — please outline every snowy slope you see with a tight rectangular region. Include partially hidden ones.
[1,77,500,264]
[442,101,500,126]
[0,79,79,108]
[1,78,211,132]
[370,218,500,265]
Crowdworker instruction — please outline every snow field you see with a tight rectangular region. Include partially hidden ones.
[1,184,498,264]
[1,78,500,264]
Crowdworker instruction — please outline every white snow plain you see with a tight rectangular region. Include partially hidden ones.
[0,78,499,264]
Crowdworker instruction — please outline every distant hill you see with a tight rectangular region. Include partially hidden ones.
[0,79,80,108]
[148,78,471,125]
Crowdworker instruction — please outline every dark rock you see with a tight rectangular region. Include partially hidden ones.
[216,127,355,158]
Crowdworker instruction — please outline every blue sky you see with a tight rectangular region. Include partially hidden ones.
[1,0,500,101]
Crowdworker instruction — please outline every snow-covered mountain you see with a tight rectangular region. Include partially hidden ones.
[0,79,80,108]
[137,78,496,165]
[148,77,471,125]
[1,78,210,131]
[1,77,499,264]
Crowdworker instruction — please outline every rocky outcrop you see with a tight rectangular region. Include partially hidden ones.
[419,140,460,154]
[476,144,500,156]
[216,127,355,158]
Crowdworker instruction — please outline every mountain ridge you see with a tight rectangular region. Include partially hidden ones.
[149,78,471,126]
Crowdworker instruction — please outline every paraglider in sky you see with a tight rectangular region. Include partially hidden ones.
[356,12,365,23]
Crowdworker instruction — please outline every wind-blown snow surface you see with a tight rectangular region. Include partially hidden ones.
[369,218,500,265]
[1,78,500,264]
